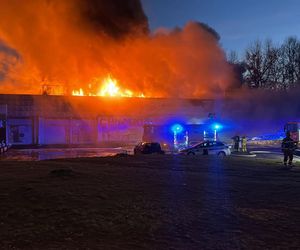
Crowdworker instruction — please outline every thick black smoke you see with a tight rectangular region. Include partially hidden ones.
[79,0,149,38]
[197,22,220,41]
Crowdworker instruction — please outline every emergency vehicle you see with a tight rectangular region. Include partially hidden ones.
[143,122,222,151]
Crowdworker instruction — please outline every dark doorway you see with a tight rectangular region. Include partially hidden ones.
[0,115,6,144]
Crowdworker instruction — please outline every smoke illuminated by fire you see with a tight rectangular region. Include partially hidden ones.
[0,0,236,98]
[72,75,145,97]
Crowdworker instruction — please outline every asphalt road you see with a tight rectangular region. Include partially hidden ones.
[248,147,300,163]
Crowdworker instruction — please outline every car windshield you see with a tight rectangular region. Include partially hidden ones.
[150,143,161,150]
[192,141,225,149]
[192,141,207,148]
[209,141,225,147]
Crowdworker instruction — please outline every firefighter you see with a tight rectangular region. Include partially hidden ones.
[232,135,240,152]
[281,132,296,167]
[242,136,247,152]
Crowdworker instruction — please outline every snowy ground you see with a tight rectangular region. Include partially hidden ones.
[0,155,300,249]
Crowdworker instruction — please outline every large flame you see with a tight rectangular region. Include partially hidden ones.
[0,0,236,98]
[72,76,145,98]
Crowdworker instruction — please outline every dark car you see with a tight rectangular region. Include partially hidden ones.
[134,142,165,155]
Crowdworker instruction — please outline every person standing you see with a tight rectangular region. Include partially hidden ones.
[242,136,247,152]
[281,132,296,167]
[232,135,240,152]
[238,136,242,152]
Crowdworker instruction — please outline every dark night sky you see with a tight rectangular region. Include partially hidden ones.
[141,0,300,56]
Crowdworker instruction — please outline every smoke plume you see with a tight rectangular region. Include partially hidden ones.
[219,87,300,136]
[79,0,149,38]
[0,0,235,98]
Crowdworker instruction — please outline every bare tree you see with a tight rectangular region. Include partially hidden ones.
[226,50,246,87]
[244,41,262,88]
[280,37,300,87]
[227,50,239,64]
[243,40,281,89]
[264,40,281,89]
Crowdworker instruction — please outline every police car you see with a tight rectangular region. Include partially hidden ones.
[179,140,231,156]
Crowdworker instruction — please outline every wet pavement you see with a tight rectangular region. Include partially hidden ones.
[249,147,300,162]
[0,147,131,161]
[1,145,300,162]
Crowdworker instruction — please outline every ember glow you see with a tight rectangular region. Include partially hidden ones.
[72,76,145,98]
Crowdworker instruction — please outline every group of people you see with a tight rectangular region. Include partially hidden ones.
[232,133,297,167]
[232,135,248,153]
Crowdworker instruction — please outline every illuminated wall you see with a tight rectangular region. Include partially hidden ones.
[0,94,215,146]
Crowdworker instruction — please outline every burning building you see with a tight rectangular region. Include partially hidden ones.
[0,0,241,147]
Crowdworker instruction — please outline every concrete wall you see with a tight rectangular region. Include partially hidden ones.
[5,117,145,146]
[38,118,98,145]
[97,117,144,143]
[71,119,97,144]
[0,95,216,146]
[39,119,69,145]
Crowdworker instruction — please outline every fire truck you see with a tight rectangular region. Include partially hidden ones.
[143,122,222,151]
[284,122,300,146]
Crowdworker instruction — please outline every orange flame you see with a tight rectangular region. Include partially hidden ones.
[72,76,145,98]
[72,88,84,96]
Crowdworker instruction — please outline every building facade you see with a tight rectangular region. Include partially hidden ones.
[0,94,215,147]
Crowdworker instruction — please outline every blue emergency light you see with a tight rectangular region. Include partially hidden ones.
[212,123,223,131]
[171,124,184,134]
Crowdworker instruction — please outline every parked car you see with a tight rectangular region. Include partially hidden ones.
[179,141,231,156]
[134,142,165,155]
